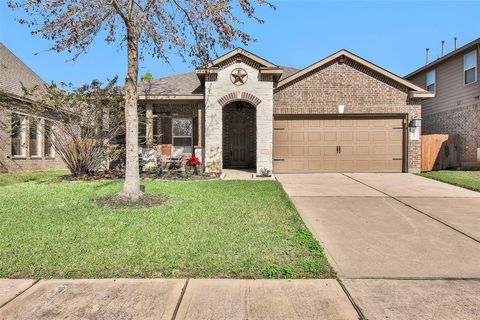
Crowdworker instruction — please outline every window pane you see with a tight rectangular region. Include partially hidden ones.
[173,119,192,136]
[11,114,23,156]
[427,83,435,93]
[464,51,476,70]
[426,69,435,87]
[465,68,476,84]
[29,119,38,156]
[173,137,192,147]
[44,121,53,157]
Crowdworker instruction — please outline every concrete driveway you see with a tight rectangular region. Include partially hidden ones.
[277,173,480,319]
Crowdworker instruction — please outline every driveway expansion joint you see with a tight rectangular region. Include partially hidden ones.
[341,173,480,244]
[0,279,40,310]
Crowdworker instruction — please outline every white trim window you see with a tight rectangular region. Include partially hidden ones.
[172,118,193,157]
[464,50,477,85]
[11,113,27,157]
[426,69,436,92]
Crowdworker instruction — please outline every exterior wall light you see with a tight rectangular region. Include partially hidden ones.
[410,116,422,128]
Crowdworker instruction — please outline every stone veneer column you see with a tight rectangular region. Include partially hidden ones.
[204,63,274,174]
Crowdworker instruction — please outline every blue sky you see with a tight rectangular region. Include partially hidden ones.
[1,0,479,86]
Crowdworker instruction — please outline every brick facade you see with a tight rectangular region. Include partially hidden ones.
[422,103,480,163]
[0,109,66,173]
[273,58,422,173]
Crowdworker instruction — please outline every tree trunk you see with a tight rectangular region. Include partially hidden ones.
[121,28,142,200]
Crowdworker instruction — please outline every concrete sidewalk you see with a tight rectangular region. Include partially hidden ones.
[0,278,359,320]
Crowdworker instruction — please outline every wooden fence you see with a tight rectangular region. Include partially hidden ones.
[421,134,459,171]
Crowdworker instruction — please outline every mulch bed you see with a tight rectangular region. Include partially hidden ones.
[96,193,167,209]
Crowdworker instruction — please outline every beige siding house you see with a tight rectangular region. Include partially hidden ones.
[138,48,432,174]
[0,43,66,173]
[406,38,480,165]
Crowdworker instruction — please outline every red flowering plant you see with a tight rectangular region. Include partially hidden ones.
[186,156,202,167]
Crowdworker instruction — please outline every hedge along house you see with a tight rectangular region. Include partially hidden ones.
[138,48,433,174]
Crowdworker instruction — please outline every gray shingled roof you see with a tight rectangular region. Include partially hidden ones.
[138,72,203,96]
[0,42,45,98]
[139,66,299,96]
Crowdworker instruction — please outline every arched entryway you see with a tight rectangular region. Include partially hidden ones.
[222,101,256,169]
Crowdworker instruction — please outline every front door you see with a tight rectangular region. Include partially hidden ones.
[223,102,256,168]
[230,116,249,167]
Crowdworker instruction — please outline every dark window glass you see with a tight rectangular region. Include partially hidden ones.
[427,83,435,92]
[138,104,146,146]
[465,68,476,84]
[44,120,53,158]
[11,114,23,156]
[153,116,160,144]
[173,119,192,136]
[29,119,39,156]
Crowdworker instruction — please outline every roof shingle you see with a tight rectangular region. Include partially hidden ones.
[138,66,299,96]
[0,43,45,98]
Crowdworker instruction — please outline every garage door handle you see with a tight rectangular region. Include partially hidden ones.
[339,146,341,154]
[274,158,285,161]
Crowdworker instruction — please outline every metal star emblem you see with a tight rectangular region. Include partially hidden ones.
[230,68,248,86]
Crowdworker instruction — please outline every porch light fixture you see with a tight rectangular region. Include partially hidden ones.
[338,105,345,114]
[410,116,422,128]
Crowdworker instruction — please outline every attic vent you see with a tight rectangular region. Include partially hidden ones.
[235,54,242,63]
[338,55,347,64]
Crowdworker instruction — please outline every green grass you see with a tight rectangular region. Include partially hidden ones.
[421,170,480,192]
[0,170,68,187]
[0,176,333,279]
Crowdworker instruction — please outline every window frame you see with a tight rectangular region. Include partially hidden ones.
[464,50,477,86]
[426,69,436,93]
[172,118,193,155]
[11,113,27,158]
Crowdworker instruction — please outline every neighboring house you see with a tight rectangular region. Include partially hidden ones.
[405,38,480,166]
[0,43,66,173]
[138,48,432,174]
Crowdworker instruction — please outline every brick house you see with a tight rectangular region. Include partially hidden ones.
[0,43,66,173]
[405,38,480,166]
[138,48,432,174]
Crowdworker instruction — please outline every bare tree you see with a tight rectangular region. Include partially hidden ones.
[7,0,274,200]
[21,79,125,176]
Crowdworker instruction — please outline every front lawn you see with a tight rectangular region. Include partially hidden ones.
[0,176,333,279]
[421,170,480,192]
[0,170,68,187]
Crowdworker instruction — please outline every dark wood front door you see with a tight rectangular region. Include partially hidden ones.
[223,103,256,168]
[230,117,249,167]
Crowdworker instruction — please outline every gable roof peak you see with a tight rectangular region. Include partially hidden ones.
[207,47,278,68]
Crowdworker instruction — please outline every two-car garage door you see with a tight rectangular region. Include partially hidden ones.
[273,117,405,173]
